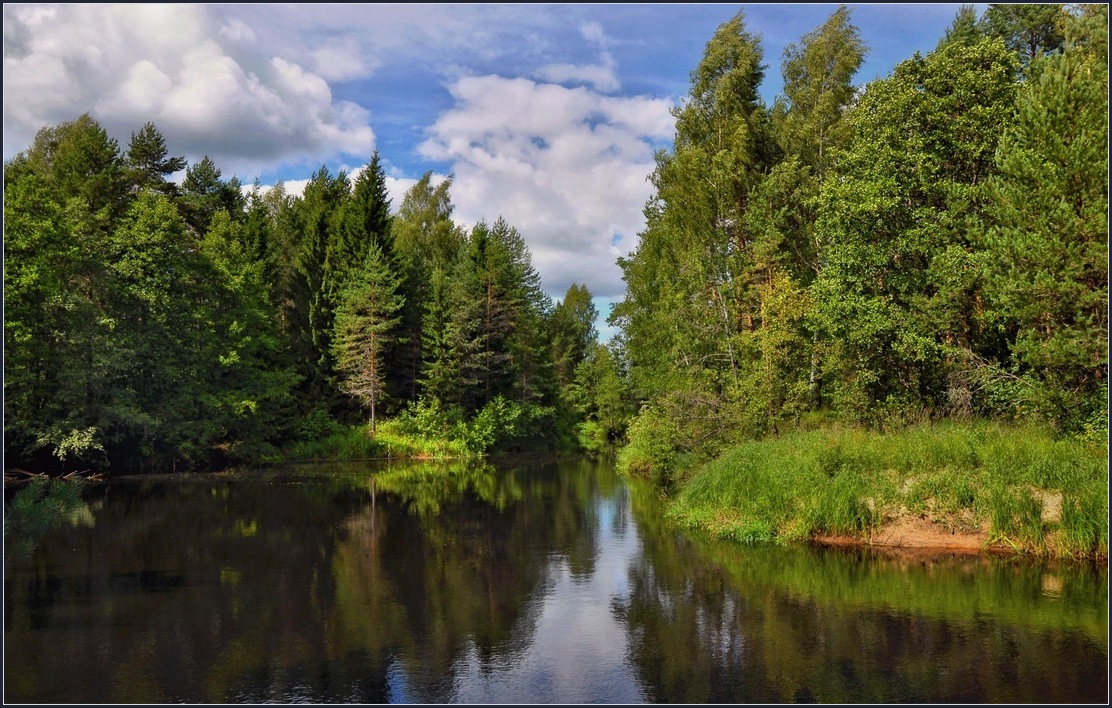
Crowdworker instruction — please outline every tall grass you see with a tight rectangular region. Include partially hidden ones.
[664,421,1108,560]
[284,421,473,462]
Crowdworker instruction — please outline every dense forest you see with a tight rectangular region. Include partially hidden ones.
[4,3,1107,478]
[5,128,624,473]
[611,3,1107,479]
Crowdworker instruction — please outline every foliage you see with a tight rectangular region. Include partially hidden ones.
[4,477,90,559]
[979,7,1108,432]
[5,7,1106,478]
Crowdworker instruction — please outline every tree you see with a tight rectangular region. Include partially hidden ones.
[178,155,245,236]
[811,37,1018,419]
[755,5,867,411]
[551,283,599,394]
[125,121,186,196]
[612,9,779,462]
[327,151,394,301]
[199,211,299,460]
[981,3,1067,67]
[392,173,465,401]
[295,165,350,402]
[418,217,553,415]
[4,114,132,470]
[419,261,468,407]
[773,5,866,177]
[332,244,405,433]
[614,9,774,403]
[4,163,110,470]
[13,113,128,218]
[489,217,555,406]
[570,341,634,450]
[980,7,1108,429]
[324,152,402,415]
[937,5,985,50]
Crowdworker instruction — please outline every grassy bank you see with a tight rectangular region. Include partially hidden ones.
[283,419,473,462]
[664,421,1108,561]
[282,397,568,463]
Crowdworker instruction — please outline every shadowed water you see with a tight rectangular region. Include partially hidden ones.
[4,457,1107,703]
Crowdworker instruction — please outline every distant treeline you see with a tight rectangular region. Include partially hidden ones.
[5,126,628,473]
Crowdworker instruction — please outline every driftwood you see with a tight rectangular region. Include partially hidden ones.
[4,469,103,486]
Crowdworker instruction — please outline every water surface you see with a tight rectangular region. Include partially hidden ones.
[4,457,1107,703]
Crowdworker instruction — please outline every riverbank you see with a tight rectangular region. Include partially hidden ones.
[281,400,571,463]
[662,421,1108,562]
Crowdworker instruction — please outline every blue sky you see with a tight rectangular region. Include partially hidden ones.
[3,3,978,331]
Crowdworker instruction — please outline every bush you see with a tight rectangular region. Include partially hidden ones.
[616,404,684,485]
[293,406,342,442]
[461,396,555,454]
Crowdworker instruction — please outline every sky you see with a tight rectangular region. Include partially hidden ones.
[3,3,978,334]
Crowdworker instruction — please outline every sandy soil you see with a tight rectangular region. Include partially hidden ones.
[812,513,1010,556]
[813,491,1071,558]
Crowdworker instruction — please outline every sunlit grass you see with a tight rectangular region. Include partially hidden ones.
[665,421,1108,560]
[283,421,473,462]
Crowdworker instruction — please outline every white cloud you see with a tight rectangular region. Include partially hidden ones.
[535,19,621,93]
[2,4,375,176]
[310,37,376,82]
[220,18,257,44]
[535,53,620,93]
[384,176,418,212]
[579,21,608,46]
[419,74,674,300]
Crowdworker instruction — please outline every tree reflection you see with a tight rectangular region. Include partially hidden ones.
[5,458,620,703]
[616,475,1109,703]
[4,461,1106,704]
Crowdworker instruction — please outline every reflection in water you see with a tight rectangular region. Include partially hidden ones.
[4,458,1107,703]
[4,477,92,560]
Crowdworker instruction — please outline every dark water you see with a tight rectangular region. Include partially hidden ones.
[4,457,1108,703]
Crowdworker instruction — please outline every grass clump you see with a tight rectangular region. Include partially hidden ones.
[663,420,1107,561]
[283,396,558,462]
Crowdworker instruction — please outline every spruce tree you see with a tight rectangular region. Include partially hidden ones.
[332,244,405,433]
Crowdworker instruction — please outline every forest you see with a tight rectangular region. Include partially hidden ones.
[3,3,1107,479]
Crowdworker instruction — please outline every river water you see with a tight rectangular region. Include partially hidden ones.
[4,457,1107,703]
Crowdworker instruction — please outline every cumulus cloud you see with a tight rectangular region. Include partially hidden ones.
[2,4,375,176]
[419,74,674,300]
[535,54,620,93]
[309,36,377,82]
[535,20,621,93]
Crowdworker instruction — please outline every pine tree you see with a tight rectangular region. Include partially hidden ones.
[332,244,405,433]
[125,121,186,196]
[981,7,1108,429]
[295,166,350,402]
[392,173,464,402]
[551,283,599,395]
[937,5,985,50]
[326,151,394,303]
[178,156,245,236]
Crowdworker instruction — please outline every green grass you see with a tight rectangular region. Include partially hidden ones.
[283,420,474,462]
[282,413,482,464]
[663,420,1108,560]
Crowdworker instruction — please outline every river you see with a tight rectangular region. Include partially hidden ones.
[4,456,1107,703]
